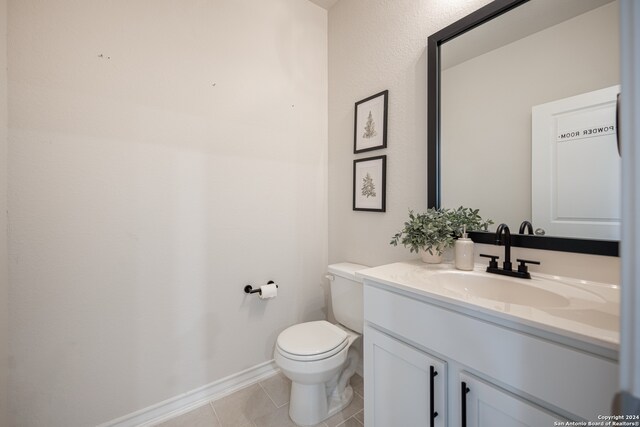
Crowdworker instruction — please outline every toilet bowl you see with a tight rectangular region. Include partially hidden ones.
[274,263,368,426]
[275,321,360,425]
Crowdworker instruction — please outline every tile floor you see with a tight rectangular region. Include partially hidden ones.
[155,372,364,427]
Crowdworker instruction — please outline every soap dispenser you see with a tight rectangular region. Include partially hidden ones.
[455,225,474,271]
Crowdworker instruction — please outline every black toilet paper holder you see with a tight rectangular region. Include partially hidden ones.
[244,281,277,295]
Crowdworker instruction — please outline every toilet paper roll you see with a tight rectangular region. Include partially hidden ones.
[259,283,278,299]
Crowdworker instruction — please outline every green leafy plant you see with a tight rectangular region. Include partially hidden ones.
[390,207,493,256]
[447,206,494,239]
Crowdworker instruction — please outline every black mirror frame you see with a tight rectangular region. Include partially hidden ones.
[427,0,619,257]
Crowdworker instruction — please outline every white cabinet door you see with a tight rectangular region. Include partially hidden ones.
[365,325,446,427]
[460,372,562,427]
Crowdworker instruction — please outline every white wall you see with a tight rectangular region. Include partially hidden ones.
[328,0,491,266]
[7,1,327,425]
[0,0,8,425]
[328,0,620,284]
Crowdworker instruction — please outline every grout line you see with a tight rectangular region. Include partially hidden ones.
[335,419,348,427]
[257,380,279,408]
[209,401,223,426]
[336,414,364,427]
[353,409,365,426]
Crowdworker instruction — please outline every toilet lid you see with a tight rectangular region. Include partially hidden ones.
[277,320,348,358]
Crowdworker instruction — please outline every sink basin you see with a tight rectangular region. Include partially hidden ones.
[358,261,620,350]
[428,271,572,308]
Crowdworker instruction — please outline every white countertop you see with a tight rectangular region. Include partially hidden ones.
[358,260,620,353]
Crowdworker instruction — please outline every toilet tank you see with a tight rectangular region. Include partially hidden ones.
[328,262,369,334]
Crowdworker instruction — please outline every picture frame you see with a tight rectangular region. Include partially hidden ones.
[353,155,386,212]
[354,90,388,153]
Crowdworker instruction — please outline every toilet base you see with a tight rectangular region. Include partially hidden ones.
[328,384,354,418]
[289,382,354,426]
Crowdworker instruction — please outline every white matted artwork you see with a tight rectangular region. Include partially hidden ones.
[354,90,388,153]
[353,155,386,212]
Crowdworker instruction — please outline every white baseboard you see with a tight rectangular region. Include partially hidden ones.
[98,360,279,427]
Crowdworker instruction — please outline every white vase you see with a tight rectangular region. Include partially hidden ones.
[420,248,443,264]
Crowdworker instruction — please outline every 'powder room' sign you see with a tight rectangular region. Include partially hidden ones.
[556,104,616,142]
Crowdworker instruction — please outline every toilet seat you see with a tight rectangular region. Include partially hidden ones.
[276,320,349,362]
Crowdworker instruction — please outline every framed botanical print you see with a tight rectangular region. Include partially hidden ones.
[354,90,388,153]
[353,155,386,212]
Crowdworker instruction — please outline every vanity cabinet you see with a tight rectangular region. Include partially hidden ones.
[365,325,446,427]
[363,280,618,427]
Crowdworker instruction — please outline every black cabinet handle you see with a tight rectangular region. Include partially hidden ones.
[430,366,439,427]
[461,381,470,427]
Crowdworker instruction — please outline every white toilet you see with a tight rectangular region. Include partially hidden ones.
[274,262,368,426]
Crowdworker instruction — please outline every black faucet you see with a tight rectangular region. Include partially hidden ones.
[519,220,534,235]
[479,223,540,279]
[495,223,512,271]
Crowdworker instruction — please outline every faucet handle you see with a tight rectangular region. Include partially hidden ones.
[480,253,499,269]
[516,258,541,274]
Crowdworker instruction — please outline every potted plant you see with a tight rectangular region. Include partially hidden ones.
[447,206,494,239]
[389,208,451,263]
[390,207,492,263]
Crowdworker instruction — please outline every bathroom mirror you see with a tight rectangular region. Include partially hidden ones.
[427,0,619,256]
